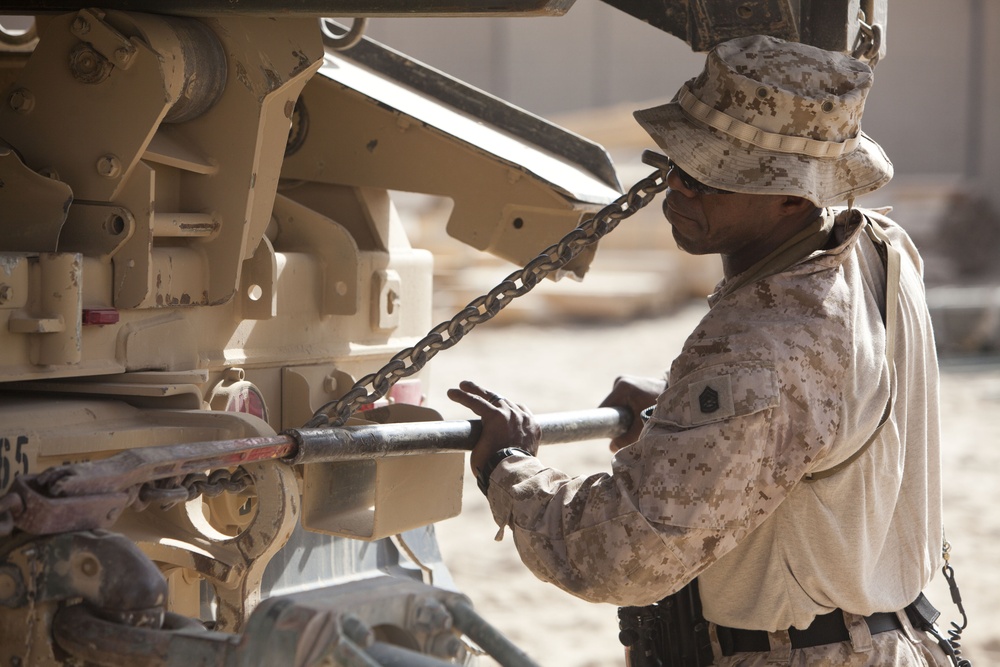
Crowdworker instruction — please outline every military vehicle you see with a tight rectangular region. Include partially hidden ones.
[0,2,883,665]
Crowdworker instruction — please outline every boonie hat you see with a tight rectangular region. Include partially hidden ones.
[634,35,892,207]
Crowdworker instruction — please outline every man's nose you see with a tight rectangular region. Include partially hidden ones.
[666,167,697,197]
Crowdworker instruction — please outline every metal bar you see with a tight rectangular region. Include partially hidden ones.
[41,435,297,497]
[445,599,544,667]
[287,407,630,465]
[33,407,630,497]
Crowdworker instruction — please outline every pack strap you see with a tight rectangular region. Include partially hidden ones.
[804,219,901,481]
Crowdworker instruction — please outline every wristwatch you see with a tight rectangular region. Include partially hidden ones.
[476,447,532,496]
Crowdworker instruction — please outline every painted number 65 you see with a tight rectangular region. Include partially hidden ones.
[0,436,29,490]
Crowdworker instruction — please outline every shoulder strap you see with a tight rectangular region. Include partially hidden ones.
[716,211,834,301]
[804,218,901,482]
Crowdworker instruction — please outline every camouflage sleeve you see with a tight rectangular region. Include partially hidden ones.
[486,354,815,607]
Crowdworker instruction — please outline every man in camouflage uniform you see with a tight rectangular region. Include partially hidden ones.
[449,35,951,666]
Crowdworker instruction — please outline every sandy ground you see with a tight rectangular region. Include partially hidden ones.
[427,302,1000,667]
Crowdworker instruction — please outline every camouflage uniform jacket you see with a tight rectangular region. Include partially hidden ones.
[486,208,943,637]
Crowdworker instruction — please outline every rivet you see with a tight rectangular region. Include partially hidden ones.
[79,555,100,577]
[755,86,769,99]
[96,154,122,179]
[821,100,835,113]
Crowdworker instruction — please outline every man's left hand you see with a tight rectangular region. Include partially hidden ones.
[447,380,540,476]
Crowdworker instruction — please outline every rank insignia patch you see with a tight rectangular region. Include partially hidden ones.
[699,386,720,413]
[687,374,735,425]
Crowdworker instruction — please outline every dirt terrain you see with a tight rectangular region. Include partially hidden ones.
[428,303,1000,667]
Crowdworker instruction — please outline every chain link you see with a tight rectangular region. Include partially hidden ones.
[0,468,253,537]
[306,160,670,428]
[131,467,253,512]
[852,12,882,68]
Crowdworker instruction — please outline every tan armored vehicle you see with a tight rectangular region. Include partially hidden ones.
[0,2,883,665]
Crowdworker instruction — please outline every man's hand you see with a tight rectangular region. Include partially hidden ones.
[599,375,667,452]
[447,380,540,476]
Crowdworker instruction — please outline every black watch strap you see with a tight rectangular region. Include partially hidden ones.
[476,447,532,496]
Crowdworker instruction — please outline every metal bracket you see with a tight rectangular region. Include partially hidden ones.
[70,9,138,70]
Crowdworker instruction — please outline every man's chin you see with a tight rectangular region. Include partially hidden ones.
[671,227,711,256]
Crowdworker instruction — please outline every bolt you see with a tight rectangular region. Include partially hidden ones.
[8,89,33,114]
[96,154,122,179]
[71,16,90,35]
[114,47,133,67]
[0,285,11,305]
[70,44,112,84]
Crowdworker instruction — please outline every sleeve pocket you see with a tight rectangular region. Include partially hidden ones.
[635,361,781,531]
[648,360,780,428]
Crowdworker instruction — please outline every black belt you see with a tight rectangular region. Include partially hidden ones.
[717,609,903,656]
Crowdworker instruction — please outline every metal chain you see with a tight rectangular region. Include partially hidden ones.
[852,11,882,68]
[0,468,253,537]
[131,467,253,512]
[306,156,671,429]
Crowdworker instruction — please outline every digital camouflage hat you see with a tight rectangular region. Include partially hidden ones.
[634,35,892,207]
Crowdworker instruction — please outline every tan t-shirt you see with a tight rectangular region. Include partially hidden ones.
[486,208,942,631]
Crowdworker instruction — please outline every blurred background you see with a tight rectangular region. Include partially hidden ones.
[366,0,1000,346]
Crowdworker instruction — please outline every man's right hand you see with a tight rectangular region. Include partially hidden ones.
[599,375,667,452]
